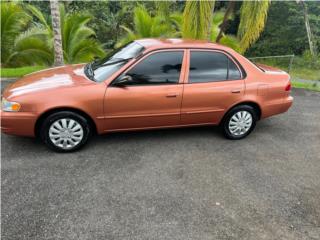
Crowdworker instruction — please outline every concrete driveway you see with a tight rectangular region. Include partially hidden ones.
[1,89,320,240]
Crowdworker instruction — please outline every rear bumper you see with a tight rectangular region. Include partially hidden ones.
[261,96,293,119]
[0,110,37,137]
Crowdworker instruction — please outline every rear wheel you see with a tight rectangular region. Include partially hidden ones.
[40,111,91,152]
[221,105,257,140]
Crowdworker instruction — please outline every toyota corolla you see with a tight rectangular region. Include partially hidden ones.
[1,39,293,152]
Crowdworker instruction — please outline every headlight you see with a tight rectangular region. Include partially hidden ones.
[1,98,21,112]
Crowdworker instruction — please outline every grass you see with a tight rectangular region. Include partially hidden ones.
[290,68,320,81]
[250,57,320,81]
[292,81,320,92]
[0,66,46,78]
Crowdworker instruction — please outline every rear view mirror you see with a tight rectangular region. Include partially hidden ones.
[113,75,133,87]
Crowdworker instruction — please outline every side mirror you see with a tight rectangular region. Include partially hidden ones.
[113,75,133,87]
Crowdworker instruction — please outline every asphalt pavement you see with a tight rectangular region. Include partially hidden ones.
[1,89,320,240]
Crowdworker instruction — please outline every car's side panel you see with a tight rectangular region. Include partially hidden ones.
[181,81,245,125]
[243,67,292,119]
[103,85,184,130]
[180,49,245,125]
[102,49,187,131]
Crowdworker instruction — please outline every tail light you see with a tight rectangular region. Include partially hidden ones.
[285,82,291,91]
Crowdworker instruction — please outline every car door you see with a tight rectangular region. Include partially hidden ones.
[103,50,187,131]
[181,49,245,125]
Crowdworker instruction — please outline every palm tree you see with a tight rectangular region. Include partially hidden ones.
[0,2,31,66]
[116,4,178,48]
[237,0,271,53]
[117,2,239,51]
[182,0,270,53]
[50,0,64,66]
[182,0,215,40]
[209,11,240,52]
[6,3,104,67]
[216,1,236,43]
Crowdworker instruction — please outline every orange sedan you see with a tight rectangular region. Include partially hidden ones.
[1,39,293,152]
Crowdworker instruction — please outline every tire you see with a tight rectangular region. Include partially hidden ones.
[40,111,91,152]
[221,105,257,140]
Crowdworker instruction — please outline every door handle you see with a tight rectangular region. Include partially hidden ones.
[166,93,178,98]
[231,89,241,93]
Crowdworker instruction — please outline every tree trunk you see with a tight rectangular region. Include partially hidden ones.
[216,1,235,43]
[50,0,64,66]
[299,0,316,57]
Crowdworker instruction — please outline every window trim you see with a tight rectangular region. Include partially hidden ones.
[185,49,245,84]
[109,49,187,87]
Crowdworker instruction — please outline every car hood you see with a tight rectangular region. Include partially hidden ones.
[3,64,94,98]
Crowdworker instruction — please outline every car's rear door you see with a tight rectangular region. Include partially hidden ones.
[181,49,245,125]
[103,49,187,131]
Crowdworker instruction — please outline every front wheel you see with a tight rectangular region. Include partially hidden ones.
[221,105,257,140]
[40,111,91,152]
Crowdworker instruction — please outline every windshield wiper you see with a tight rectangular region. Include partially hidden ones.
[93,58,132,70]
[85,58,132,82]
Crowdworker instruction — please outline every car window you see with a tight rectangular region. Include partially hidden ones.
[228,58,242,80]
[189,51,241,83]
[125,51,184,85]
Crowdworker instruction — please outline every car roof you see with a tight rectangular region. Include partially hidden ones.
[134,38,228,51]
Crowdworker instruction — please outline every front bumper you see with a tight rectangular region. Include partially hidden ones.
[0,110,37,137]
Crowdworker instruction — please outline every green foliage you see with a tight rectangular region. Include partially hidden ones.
[292,81,320,92]
[182,0,215,40]
[246,1,320,57]
[116,4,178,48]
[2,0,317,71]
[0,66,46,78]
[155,1,171,18]
[2,2,104,67]
[1,2,31,66]
[238,0,271,53]
[209,11,240,52]
[12,27,53,66]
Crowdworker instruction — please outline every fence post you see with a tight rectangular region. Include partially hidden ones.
[288,55,295,73]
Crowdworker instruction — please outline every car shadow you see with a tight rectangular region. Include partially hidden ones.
[91,125,223,144]
[2,119,276,157]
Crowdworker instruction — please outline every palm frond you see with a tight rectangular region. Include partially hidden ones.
[70,39,105,63]
[237,0,270,53]
[63,13,92,58]
[155,1,172,18]
[1,2,31,65]
[134,4,153,37]
[182,0,215,40]
[25,4,50,30]
[210,11,225,41]
[151,15,173,37]
[4,3,104,66]
[116,4,179,47]
[11,27,53,66]
[219,35,241,52]
[120,25,138,40]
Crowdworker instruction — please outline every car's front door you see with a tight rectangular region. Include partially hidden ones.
[181,50,245,125]
[103,50,186,131]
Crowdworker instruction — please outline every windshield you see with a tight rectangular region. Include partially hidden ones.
[84,42,145,82]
